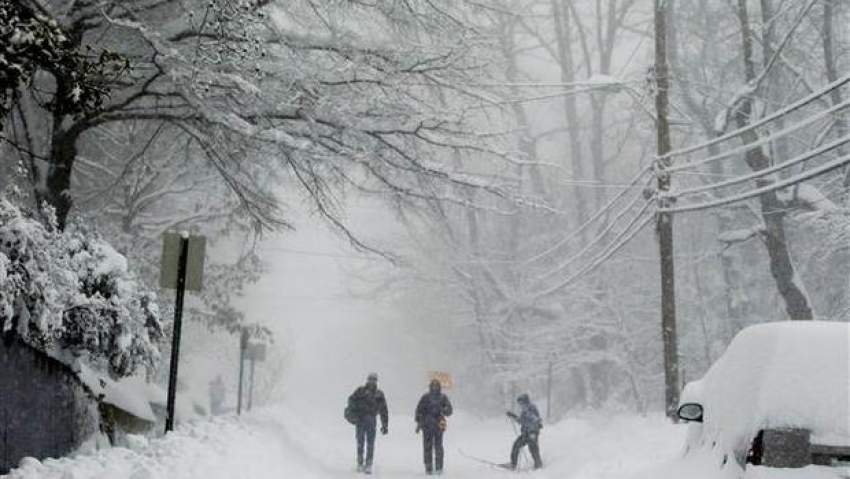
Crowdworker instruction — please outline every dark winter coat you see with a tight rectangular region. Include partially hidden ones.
[517,403,542,434]
[415,392,452,433]
[348,385,389,427]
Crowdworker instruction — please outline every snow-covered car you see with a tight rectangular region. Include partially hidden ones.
[676,321,850,479]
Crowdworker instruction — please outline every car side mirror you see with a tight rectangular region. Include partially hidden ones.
[677,403,704,422]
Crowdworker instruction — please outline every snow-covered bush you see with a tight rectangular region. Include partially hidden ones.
[0,197,163,378]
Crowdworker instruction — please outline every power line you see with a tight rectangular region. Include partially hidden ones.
[671,132,850,198]
[467,78,642,89]
[261,246,381,261]
[536,193,652,281]
[537,209,655,298]
[522,165,652,265]
[503,83,639,104]
[751,181,847,216]
[667,96,850,173]
[661,150,850,213]
[660,73,850,160]
[552,178,655,190]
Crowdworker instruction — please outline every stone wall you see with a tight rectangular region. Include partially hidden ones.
[0,335,96,473]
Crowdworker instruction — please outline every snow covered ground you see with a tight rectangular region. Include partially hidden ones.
[4,407,685,479]
[8,230,846,479]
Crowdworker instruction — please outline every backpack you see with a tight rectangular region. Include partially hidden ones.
[345,389,360,425]
[524,405,543,432]
[344,404,357,425]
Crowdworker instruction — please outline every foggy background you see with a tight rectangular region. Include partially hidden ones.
[2,0,848,424]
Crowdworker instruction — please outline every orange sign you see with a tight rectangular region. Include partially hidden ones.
[428,371,453,389]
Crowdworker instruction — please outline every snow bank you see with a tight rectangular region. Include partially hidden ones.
[75,363,207,426]
[77,363,157,422]
[145,382,208,422]
[632,449,848,479]
[746,465,850,479]
[631,446,741,479]
[4,415,320,479]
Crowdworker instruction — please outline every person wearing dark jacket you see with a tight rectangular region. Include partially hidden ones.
[506,393,542,470]
[415,379,453,475]
[347,372,389,474]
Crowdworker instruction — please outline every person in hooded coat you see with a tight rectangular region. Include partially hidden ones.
[506,393,543,470]
[415,379,453,475]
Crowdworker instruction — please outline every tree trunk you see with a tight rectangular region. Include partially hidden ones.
[552,0,591,231]
[734,0,813,320]
[668,0,750,340]
[46,125,79,230]
[40,5,93,230]
[821,0,850,188]
[759,0,792,164]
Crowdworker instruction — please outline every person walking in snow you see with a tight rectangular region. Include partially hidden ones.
[415,379,453,475]
[506,393,543,470]
[346,372,389,474]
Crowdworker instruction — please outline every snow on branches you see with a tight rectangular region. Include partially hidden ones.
[0,0,128,128]
[0,198,163,378]
[86,0,512,235]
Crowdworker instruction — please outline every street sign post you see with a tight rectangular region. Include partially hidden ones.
[161,232,205,433]
[246,343,266,362]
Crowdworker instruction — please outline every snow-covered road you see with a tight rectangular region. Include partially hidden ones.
[3,407,686,479]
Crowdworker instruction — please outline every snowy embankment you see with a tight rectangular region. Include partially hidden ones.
[4,408,685,479]
[4,413,321,479]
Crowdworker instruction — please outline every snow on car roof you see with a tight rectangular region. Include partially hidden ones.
[693,321,849,449]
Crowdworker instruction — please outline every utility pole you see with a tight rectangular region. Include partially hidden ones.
[654,0,680,421]
[248,351,256,411]
[546,359,553,420]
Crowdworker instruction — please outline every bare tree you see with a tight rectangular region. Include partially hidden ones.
[731,0,813,320]
[3,0,517,241]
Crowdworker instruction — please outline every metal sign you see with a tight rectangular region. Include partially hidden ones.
[246,343,266,362]
[160,233,206,291]
[428,371,452,389]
